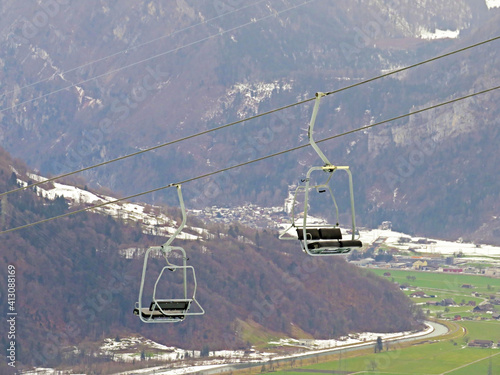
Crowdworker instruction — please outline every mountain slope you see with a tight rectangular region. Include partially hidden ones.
[0,1,499,243]
[0,146,422,369]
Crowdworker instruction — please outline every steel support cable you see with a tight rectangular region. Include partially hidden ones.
[2,82,498,235]
[1,34,499,199]
[0,99,314,199]
[323,35,500,97]
[0,0,267,101]
[0,0,314,114]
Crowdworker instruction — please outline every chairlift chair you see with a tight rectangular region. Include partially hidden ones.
[279,92,362,256]
[134,184,204,323]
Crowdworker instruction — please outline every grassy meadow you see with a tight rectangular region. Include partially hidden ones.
[255,270,500,375]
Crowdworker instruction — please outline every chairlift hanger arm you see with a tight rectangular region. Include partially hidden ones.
[279,91,362,255]
[161,184,186,251]
[308,93,350,173]
[307,92,358,240]
[135,184,204,323]
[308,92,331,166]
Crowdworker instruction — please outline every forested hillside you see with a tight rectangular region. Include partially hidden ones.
[0,146,422,369]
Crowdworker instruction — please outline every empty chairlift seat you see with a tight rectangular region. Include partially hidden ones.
[296,227,362,254]
[278,92,363,256]
[134,299,192,321]
[296,227,342,240]
[135,184,204,323]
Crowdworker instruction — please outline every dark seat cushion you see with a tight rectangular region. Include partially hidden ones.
[133,307,185,320]
[297,227,343,240]
[150,300,191,312]
[133,299,192,320]
[307,240,362,250]
[319,228,342,239]
[311,247,351,255]
[338,240,363,247]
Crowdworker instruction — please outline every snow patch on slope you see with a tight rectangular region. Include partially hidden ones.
[203,79,293,121]
[485,0,500,9]
[269,325,430,350]
[230,80,293,117]
[359,228,500,258]
[19,172,204,240]
[419,28,460,40]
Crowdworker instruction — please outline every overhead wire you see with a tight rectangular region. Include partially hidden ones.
[2,81,499,235]
[323,35,500,97]
[0,0,268,101]
[1,34,499,199]
[0,99,314,199]
[0,0,315,114]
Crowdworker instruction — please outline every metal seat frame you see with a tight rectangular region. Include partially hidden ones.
[279,92,362,256]
[135,184,204,323]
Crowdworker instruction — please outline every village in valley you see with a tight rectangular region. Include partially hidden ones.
[191,204,500,279]
[192,205,500,331]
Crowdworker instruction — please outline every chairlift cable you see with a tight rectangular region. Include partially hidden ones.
[0,98,314,199]
[1,82,499,235]
[1,34,499,199]
[323,35,500,98]
[0,0,315,114]
[0,0,268,101]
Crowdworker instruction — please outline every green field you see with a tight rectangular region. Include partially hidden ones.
[277,348,500,374]
[369,268,498,292]
[461,320,500,341]
[369,268,500,320]
[259,271,500,375]
[268,321,500,375]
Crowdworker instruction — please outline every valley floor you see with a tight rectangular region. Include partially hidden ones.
[22,321,445,375]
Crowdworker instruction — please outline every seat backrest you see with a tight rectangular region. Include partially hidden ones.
[319,228,342,239]
[151,300,191,312]
[296,228,320,240]
[297,227,342,240]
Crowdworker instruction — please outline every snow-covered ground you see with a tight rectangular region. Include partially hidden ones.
[419,28,460,40]
[358,228,500,259]
[105,324,434,374]
[100,336,189,362]
[98,336,271,364]
[115,364,230,375]
[268,326,431,351]
[22,369,86,375]
[278,220,500,261]
[17,171,205,241]
[486,0,500,9]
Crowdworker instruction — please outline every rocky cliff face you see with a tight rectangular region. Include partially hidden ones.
[0,1,499,242]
